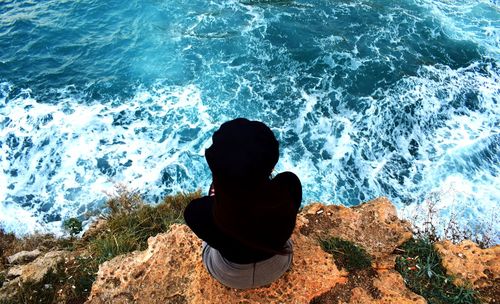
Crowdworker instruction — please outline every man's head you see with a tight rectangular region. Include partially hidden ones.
[205,118,279,182]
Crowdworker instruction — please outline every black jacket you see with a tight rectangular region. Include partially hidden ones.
[184,118,302,264]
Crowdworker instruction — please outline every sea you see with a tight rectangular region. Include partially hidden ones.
[0,0,499,243]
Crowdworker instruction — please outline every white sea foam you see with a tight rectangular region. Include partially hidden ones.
[0,82,216,234]
[1,0,499,244]
[0,201,46,236]
[280,61,499,243]
[417,0,500,57]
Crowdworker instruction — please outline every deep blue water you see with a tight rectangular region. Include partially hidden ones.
[0,0,499,241]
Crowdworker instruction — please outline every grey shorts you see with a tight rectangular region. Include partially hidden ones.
[202,240,293,289]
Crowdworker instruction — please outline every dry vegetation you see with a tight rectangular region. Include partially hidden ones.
[0,189,201,304]
[404,192,497,248]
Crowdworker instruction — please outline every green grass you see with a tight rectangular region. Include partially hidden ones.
[91,190,200,256]
[395,238,480,304]
[72,190,201,294]
[320,237,372,272]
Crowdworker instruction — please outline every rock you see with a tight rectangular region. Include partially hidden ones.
[0,250,69,302]
[310,269,425,303]
[435,240,500,289]
[87,224,345,304]
[87,198,419,304]
[345,270,426,303]
[6,249,41,265]
[300,197,413,268]
[6,265,22,279]
[19,250,68,283]
[370,270,426,304]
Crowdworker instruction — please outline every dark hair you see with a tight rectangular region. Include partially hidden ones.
[205,118,279,184]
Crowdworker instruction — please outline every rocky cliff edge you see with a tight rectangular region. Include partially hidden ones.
[86,197,429,304]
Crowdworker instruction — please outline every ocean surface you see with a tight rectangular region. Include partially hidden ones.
[0,0,499,241]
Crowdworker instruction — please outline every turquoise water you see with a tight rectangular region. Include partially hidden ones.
[0,0,499,241]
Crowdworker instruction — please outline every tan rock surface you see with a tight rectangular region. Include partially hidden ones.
[310,269,425,303]
[344,270,427,304]
[19,250,68,283]
[300,197,413,268]
[87,199,419,304]
[435,240,500,289]
[87,224,344,304]
[6,249,41,265]
[370,270,426,304]
[0,250,68,302]
[6,265,22,279]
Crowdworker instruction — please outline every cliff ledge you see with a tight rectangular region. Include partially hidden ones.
[86,197,425,304]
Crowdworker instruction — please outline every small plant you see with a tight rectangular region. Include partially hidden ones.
[395,238,480,304]
[63,218,83,237]
[320,237,372,272]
